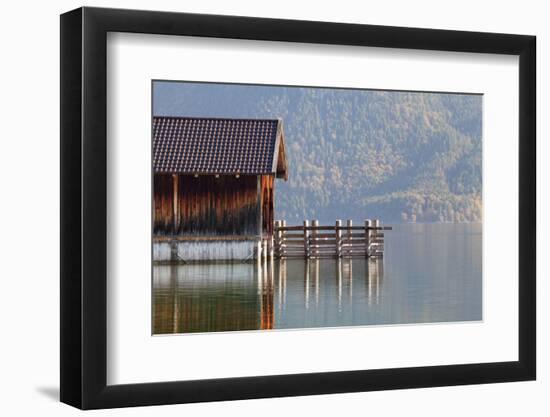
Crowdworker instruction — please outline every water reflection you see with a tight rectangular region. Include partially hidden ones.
[153,257,384,334]
[153,224,482,335]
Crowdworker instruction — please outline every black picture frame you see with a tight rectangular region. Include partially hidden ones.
[60,6,536,410]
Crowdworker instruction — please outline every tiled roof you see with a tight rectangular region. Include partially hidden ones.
[153,117,286,177]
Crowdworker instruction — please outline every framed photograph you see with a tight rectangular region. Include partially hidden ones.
[60,6,536,409]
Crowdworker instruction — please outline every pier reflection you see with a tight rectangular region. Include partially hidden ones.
[153,257,384,334]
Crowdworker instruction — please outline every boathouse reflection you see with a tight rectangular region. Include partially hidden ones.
[153,258,384,334]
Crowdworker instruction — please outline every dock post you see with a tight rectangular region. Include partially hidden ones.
[304,258,310,309]
[172,174,180,233]
[365,219,372,257]
[170,240,178,262]
[335,219,342,258]
[346,219,353,257]
[311,219,319,258]
[281,220,287,258]
[303,220,310,258]
[373,219,380,256]
[336,257,343,310]
[262,239,268,261]
[274,220,280,258]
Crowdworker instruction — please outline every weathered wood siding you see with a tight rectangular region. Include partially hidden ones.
[154,174,269,237]
[260,175,274,237]
[153,174,175,233]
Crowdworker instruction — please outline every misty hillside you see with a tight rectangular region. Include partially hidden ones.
[154,82,482,223]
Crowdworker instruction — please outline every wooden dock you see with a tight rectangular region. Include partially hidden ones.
[272,219,391,259]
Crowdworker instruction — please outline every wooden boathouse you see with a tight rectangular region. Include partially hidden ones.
[153,116,288,262]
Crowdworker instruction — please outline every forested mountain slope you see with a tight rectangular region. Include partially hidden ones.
[154,82,482,223]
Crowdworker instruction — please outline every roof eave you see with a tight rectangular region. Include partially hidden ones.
[272,119,289,181]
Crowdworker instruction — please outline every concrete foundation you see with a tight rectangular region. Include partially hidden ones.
[153,239,259,262]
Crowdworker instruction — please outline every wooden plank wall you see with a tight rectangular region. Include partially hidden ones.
[260,175,274,238]
[154,174,266,237]
[153,174,174,233]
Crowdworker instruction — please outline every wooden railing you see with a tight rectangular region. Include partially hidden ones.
[273,219,391,259]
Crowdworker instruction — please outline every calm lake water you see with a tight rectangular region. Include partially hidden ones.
[153,223,482,334]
